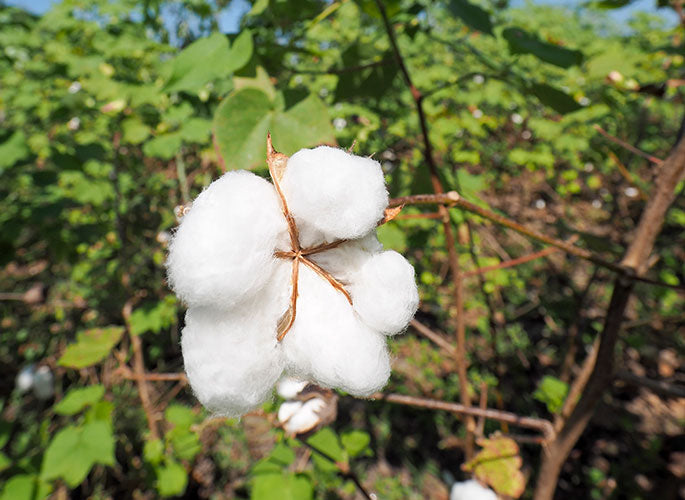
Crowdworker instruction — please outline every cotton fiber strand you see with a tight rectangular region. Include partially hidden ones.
[281,146,389,242]
[450,480,498,500]
[167,143,419,418]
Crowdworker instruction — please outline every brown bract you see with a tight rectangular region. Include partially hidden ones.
[266,134,401,341]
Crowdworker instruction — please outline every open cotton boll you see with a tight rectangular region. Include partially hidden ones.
[350,250,419,335]
[280,146,389,242]
[276,377,308,399]
[277,400,303,423]
[308,234,383,282]
[181,306,285,417]
[167,171,287,309]
[280,398,326,435]
[282,265,391,396]
[450,480,498,500]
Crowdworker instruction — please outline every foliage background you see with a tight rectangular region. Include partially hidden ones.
[0,0,683,498]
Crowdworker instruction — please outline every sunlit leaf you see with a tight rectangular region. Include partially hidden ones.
[54,385,105,415]
[463,435,525,498]
[503,28,583,68]
[58,327,124,369]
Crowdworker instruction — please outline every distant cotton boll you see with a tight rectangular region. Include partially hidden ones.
[511,113,524,124]
[16,365,35,393]
[333,117,347,131]
[281,146,389,242]
[579,96,590,106]
[592,199,602,208]
[472,109,483,119]
[167,171,288,309]
[534,199,546,209]
[280,398,326,434]
[584,163,594,172]
[450,480,498,500]
[624,187,639,198]
[473,74,485,84]
[350,251,419,335]
[181,305,286,417]
[277,400,303,423]
[276,377,308,399]
[67,117,80,131]
[522,130,532,140]
[282,265,391,396]
[32,366,54,400]
[68,81,82,94]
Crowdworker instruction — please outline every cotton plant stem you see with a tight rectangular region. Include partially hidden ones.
[372,393,555,441]
[607,151,648,200]
[463,244,565,278]
[373,0,476,458]
[410,319,458,355]
[389,191,683,290]
[533,124,685,500]
[593,124,664,165]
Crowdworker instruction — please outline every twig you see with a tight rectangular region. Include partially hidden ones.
[463,244,564,278]
[410,318,458,355]
[175,150,190,205]
[607,151,648,200]
[389,192,684,290]
[373,0,476,459]
[593,125,664,165]
[476,382,488,437]
[614,371,685,398]
[123,302,160,440]
[284,59,390,76]
[372,393,555,441]
[295,437,373,500]
[395,211,444,220]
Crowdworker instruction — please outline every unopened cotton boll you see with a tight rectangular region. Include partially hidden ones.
[282,264,390,396]
[450,480,498,500]
[350,250,419,335]
[280,146,389,242]
[167,171,287,310]
[181,304,285,417]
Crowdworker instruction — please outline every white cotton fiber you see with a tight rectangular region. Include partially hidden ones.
[280,146,389,242]
[181,306,285,417]
[279,397,326,435]
[350,250,419,335]
[167,171,287,310]
[282,264,391,396]
[450,480,498,500]
[276,377,308,399]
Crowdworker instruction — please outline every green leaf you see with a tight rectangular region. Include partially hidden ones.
[129,297,177,336]
[502,28,583,68]
[529,83,581,114]
[0,475,37,500]
[0,451,10,472]
[165,404,196,428]
[448,0,493,35]
[164,33,230,93]
[121,117,150,144]
[533,375,569,414]
[463,435,525,498]
[213,87,335,170]
[251,473,313,500]
[142,133,182,160]
[0,131,30,171]
[377,224,407,252]
[227,30,254,74]
[179,118,212,144]
[0,420,11,449]
[156,459,188,497]
[54,385,105,415]
[248,0,270,16]
[58,326,124,369]
[307,427,346,464]
[41,421,115,487]
[341,430,371,458]
[143,439,164,466]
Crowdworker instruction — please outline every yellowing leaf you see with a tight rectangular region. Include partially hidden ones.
[58,327,124,369]
[463,435,525,498]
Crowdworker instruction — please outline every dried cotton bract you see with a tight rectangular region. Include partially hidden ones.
[167,136,419,417]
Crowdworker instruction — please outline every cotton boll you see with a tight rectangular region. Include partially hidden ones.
[350,250,419,335]
[167,171,287,310]
[277,400,303,423]
[181,305,286,417]
[276,377,308,399]
[280,146,389,242]
[282,265,391,396]
[15,365,35,393]
[450,480,498,500]
[280,398,326,435]
[32,366,54,400]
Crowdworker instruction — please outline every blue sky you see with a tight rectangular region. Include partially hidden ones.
[4,0,679,32]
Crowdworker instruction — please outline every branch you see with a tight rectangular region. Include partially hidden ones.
[373,0,476,457]
[614,371,685,399]
[372,393,555,441]
[593,125,664,165]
